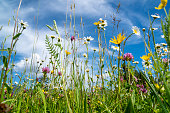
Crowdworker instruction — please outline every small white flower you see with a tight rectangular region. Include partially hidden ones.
[161,43,167,46]
[18,19,28,28]
[15,73,19,76]
[111,45,120,51]
[132,26,140,36]
[132,61,139,64]
[99,18,103,21]
[86,68,90,72]
[161,35,164,38]
[151,28,158,31]
[155,43,161,49]
[151,14,160,19]
[84,36,94,41]
[161,53,167,56]
[163,47,168,52]
[14,81,18,84]
[83,53,87,58]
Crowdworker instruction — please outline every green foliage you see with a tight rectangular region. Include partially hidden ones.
[45,35,62,60]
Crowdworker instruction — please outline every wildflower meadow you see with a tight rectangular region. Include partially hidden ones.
[0,0,170,112]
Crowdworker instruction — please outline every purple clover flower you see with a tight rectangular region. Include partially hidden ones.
[71,36,75,41]
[58,72,62,76]
[42,67,50,74]
[123,53,133,61]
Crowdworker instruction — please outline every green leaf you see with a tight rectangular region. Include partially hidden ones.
[38,87,46,113]
[139,70,169,113]
[46,25,54,31]
[4,83,12,94]
[84,93,87,113]
[3,56,7,68]
[13,33,22,40]
[125,96,135,113]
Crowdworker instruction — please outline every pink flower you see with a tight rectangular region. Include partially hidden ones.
[71,36,75,41]
[42,67,50,74]
[162,58,168,63]
[120,76,123,82]
[58,72,62,76]
[123,53,133,61]
[142,88,147,93]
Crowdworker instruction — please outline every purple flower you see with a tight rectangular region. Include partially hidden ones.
[140,85,144,88]
[71,36,75,41]
[42,67,50,74]
[136,84,140,88]
[58,72,62,76]
[123,53,133,61]
[142,88,147,93]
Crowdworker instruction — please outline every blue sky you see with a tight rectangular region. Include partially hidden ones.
[0,0,169,81]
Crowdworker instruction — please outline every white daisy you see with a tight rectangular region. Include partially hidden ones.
[132,26,140,36]
[151,15,160,19]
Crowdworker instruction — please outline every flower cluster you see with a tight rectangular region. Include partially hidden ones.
[123,53,134,61]
[155,43,168,57]
[136,84,147,94]
[93,18,107,30]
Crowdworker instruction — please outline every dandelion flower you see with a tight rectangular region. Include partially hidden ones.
[140,53,152,61]
[132,26,140,36]
[65,50,71,55]
[155,0,167,10]
[110,33,126,45]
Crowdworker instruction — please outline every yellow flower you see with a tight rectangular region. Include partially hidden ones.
[155,0,167,10]
[65,50,71,55]
[51,70,54,74]
[155,83,160,89]
[96,75,100,78]
[117,56,123,60]
[140,53,152,61]
[93,21,101,26]
[110,33,126,45]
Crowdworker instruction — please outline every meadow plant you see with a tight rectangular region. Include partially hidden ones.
[0,0,170,113]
